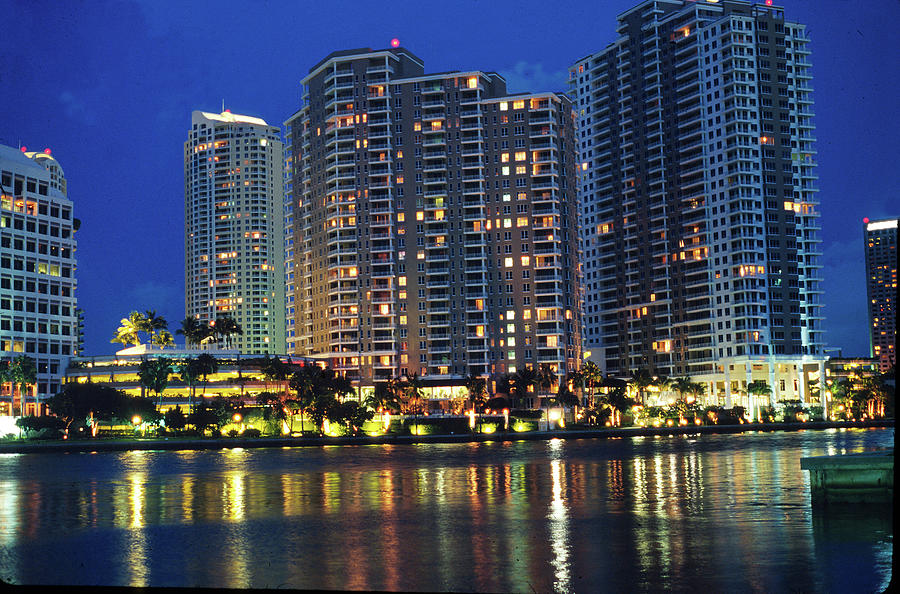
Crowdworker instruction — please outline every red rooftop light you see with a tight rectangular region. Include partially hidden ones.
[863,217,870,224]
[391,38,400,48]
[765,0,772,5]
[20,146,26,152]
[44,148,51,155]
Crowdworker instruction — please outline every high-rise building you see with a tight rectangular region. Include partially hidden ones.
[570,0,824,408]
[184,110,285,354]
[863,217,896,371]
[285,48,581,403]
[0,144,79,414]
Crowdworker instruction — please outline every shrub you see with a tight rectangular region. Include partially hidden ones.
[243,427,262,438]
[780,400,806,422]
[227,429,240,437]
[15,415,66,440]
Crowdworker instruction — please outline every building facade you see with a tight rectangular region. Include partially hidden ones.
[570,0,825,407]
[864,217,896,371]
[285,48,582,400]
[0,144,79,414]
[184,110,285,354]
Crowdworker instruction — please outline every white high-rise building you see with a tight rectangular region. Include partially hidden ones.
[570,0,825,409]
[184,110,285,353]
[0,144,79,415]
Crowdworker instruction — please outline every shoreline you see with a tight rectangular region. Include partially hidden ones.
[0,419,892,454]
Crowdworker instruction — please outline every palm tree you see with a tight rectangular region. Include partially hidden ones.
[138,357,173,409]
[670,377,694,403]
[111,311,146,347]
[510,367,538,409]
[151,329,175,350]
[555,382,579,422]
[654,375,672,402]
[0,360,11,415]
[329,373,356,402]
[7,355,37,415]
[366,380,402,414]
[142,310,169,345]
[177,317,205,348]
[289,365,326,434]
[629,368,655,406]
[194,353,219,400]
[603,384,634,427]
[178,356,201,414]
[401,373,425,434]
[747,380,773,408]
[261,355,291,395]
[688,381,707,405]
[213,315,243,349]
[536,364,557,429]
[465,374,487,412]
[852,375,890,419]
[536,363,556,401]
[580,360,603,409]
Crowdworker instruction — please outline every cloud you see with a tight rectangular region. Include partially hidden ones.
[498,61,568,94]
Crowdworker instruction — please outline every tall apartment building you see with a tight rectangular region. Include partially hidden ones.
[570,0,824,407]
[184,110,285,354]
[864,217,896,371]
[285,48,581,400]
[0,144,79,414]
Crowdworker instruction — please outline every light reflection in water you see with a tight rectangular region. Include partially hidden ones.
[0,429,892,592]
[548,458,570,593]
[127,473,147,587]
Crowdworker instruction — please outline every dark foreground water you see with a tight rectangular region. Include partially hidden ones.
[0,428,892,592]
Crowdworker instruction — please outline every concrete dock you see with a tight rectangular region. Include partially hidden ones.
[801,449,893,505]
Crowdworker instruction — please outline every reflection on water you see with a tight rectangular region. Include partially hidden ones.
[0,428,892,591]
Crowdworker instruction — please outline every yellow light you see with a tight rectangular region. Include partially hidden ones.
[132,416,141,425]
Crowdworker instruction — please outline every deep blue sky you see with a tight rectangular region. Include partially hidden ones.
[2,0,897,357]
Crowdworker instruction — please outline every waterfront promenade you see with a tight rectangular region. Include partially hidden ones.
[0,419,892,454]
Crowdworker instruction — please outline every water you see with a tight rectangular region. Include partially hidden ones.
[0,428,892,592]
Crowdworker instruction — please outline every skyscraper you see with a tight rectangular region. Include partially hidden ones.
[184,110,285,353]
[864,217,896,372]
[0,144,79,414]
[570,0,824,408]
[285,48,581,402]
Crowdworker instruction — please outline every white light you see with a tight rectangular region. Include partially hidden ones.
[867,220,897,232]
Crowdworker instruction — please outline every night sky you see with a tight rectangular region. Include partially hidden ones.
[3,0,897,357]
